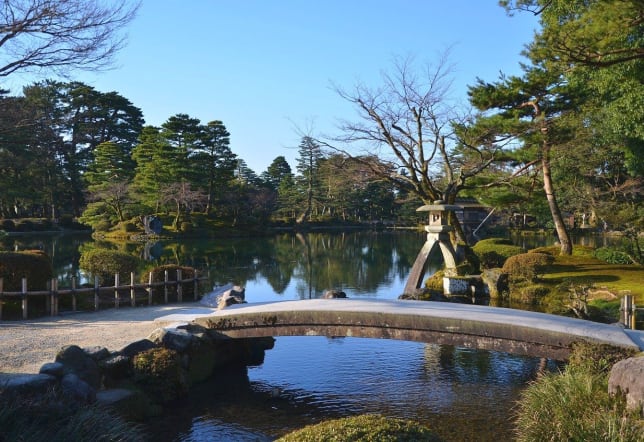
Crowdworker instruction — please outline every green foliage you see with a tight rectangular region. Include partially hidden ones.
[78,248,141,284]
[502,252,554,283]
[514,363,643,442]
[472,238,525,268]
[514,339,644,442]
[0,389,145,442]
[0,250,53,290]
[594,247,633,265]
[514,283,550,304]
[567,341,638,375]
[276,414,441,442]
[133,347,186,403]
[424,270,445,292]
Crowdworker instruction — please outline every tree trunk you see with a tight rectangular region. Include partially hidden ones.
[542,141,573,255]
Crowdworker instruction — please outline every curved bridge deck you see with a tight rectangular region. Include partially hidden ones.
[158,299,644,360]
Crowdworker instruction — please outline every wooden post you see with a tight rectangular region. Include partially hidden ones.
[193,270,199,301]
[45,279,52,314]
[71,276,77,312]
[176,269,183,303]
[114,273,120,308]
[147,272,153,305]
[164,270,169,303]
[94,276,100,311]
[621,295,634,329]
[130,272,136,307]
[21,277,28,319]
[50,278,58,316]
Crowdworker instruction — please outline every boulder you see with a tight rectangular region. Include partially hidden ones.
[99,354,132,382]
[322,289,347,299]
[96,388,161,420]
[164,328,195,352]
[216,286,246,309]
[55,345,101,389]
[61,372,96,403]
[0,373,57,397]
[83,346,110,361]
[120,339,156,358]
[39,362,64,377]
[608,355,644,413]
[481,268,509,299]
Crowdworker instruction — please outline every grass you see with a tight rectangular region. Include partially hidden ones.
[521,247,644,321]
[514,343,643,442]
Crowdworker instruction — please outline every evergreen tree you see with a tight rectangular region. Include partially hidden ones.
[295,136,324,223]
[190,120,237,214]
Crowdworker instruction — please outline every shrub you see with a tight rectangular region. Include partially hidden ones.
[79,249,141,284]
[133,347,186,403]
[472,238,524,269]
[567,341,637,374]
[179,221,192,232]
[514,284,550,304]
[276,414,441,442]
[594,247,633,264]
[502,252,554,283]
[144,264,197,300]
[0,250,53,290]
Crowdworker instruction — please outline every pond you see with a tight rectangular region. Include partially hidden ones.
[2,230,571,441]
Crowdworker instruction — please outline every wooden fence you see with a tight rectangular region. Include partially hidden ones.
[0,269,208,320]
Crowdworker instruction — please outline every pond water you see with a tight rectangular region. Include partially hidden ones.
[2,230,576,441]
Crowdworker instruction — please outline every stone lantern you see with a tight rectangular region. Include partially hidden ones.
[403,200,461,295]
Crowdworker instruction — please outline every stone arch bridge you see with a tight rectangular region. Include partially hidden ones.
[157,299,644,361]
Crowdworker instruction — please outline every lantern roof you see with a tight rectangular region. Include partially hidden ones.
[416,200,462,212]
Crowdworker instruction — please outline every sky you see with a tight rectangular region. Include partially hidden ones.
[9,0,540,174]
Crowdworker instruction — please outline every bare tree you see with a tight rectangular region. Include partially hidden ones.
[328,54,505,242]
[0,0,139,77]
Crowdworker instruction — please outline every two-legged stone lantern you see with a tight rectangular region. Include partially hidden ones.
[403,201,461,295]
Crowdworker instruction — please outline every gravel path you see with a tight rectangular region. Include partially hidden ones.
[0,303,216,374]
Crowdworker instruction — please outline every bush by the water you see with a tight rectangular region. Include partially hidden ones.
[514,343,642,442]
[276,414,441,441]
[79,248,141,284]
[144,264,198,300]
[133,347,187,403]
[502,252,554,283]
[472,238,524,269]
[594,247,633,264]
[0,250,53,290]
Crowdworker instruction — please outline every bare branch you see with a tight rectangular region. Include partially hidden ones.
[0,0,140,77]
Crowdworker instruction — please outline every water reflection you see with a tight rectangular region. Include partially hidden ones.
[147,337,558,442]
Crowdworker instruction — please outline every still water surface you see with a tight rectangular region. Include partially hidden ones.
[2,230,583,441]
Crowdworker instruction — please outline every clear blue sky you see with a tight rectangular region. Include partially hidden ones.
[11,0,539,174]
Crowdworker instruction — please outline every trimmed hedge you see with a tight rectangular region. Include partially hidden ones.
[79,249,141,284]
[502,252,554,283]
[472,238,525,269]
[0,250,53,290]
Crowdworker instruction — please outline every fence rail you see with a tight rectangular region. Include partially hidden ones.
[0,270,208,320]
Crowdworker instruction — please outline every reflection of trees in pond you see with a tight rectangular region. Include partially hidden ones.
[422,344,556,386]
[21,231,427,296]
[1,233,91,285]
